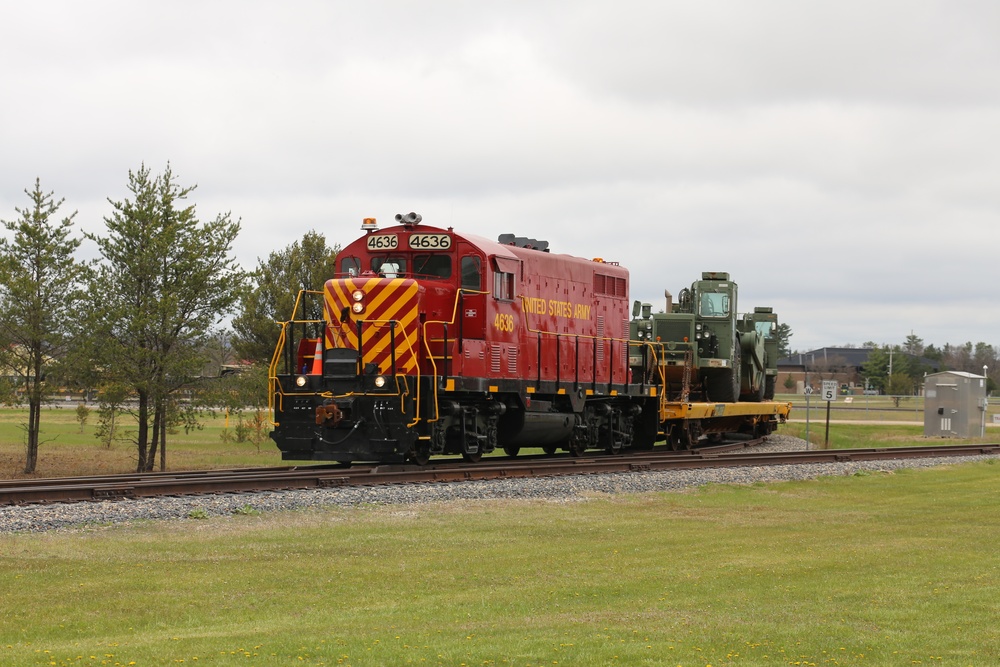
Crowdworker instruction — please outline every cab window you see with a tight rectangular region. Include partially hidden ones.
[461,256,482,290]
[340,256,361,277]
[370,256,407,277]
[755,321,775,338]
[412,254,452,279]
[494,271,514,301]
[699,292,730,317]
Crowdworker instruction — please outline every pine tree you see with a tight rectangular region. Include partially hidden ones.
[86,164,244,472]
[232,230,339,365]
[0,179,88,473]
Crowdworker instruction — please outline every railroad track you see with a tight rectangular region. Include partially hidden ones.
[1,442,997,506]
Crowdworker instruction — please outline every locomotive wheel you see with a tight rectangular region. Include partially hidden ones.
[542,445,558,455]
[409,444,431,466]
[568,440,588,457]
[503,446,520,457]
[462,451,483,463]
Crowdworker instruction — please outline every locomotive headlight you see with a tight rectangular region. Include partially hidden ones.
[695,323,703,331]
[295,375,307,388]
[351,290,364,302]
[373,375,387,388]
[351,302,365,314]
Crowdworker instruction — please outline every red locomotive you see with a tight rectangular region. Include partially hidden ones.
[268,213,658,463]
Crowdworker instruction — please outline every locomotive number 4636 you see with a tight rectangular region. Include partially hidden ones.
[408,234,452,250]
[366,234,398,250]
[494,313,515,332]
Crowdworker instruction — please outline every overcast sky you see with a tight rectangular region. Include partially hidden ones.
[2,1,998,353]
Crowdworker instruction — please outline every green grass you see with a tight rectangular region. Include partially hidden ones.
[778,421,996,450]
[2,462,1000,665]
[775,393,1000,425]
[0,406,283,479]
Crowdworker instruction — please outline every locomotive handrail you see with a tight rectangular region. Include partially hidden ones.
[267,320,289,425]
[267,318,328,425]
[517,295,637,393]
[420,287,490,427]
[268,287,425,425]
[267,286,327,425]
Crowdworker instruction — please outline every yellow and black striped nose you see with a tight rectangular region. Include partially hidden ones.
[324,277,420,375]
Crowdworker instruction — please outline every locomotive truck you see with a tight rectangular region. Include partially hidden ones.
[269,215,788,464]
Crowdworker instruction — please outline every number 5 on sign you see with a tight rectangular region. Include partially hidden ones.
[822,380,837,402]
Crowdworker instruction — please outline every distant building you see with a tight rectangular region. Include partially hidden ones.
[777,347,940,395]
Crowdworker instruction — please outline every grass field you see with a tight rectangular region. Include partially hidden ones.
[3,404,1000,665]
[0,406,282,479]
[2,461,999,665]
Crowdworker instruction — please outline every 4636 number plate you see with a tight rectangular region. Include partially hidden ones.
[366,234,398,250]
[408,234,452,250]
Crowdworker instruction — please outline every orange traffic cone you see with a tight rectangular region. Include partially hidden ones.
[310,338,323,375]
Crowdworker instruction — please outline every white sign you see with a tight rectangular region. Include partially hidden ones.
[822,380,837,402]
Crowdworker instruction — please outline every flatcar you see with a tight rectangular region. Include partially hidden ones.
[268,213,788,464]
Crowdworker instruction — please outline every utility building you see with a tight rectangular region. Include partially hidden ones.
[923,371,988,438]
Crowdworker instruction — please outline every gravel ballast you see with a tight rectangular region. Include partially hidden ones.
[1,434,995,534]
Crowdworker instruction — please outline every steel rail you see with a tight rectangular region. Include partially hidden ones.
[1,443,997,506]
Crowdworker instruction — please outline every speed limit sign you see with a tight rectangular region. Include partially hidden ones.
[822,380,837,402]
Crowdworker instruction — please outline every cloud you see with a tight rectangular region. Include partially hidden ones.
[1,0,998,353]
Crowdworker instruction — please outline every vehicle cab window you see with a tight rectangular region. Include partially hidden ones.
[700,292,730,317]
[755,321,775,338]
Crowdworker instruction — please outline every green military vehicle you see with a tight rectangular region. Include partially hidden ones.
[629,272,766,403]
[743,306,780,400]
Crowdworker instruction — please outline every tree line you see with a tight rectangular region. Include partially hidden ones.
[0,167,338,474]
[863,334,999,395]
[785,332,998,398]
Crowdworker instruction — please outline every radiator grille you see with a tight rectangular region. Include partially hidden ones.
[508,346,518,375]
[597,316,605,362]
[491,344,502,374]
[657,319,694,343]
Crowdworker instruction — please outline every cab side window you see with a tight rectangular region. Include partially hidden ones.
[493,271,514,301]
[461,256,482,290]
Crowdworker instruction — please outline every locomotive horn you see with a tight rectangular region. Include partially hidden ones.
[394,212,422,226]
